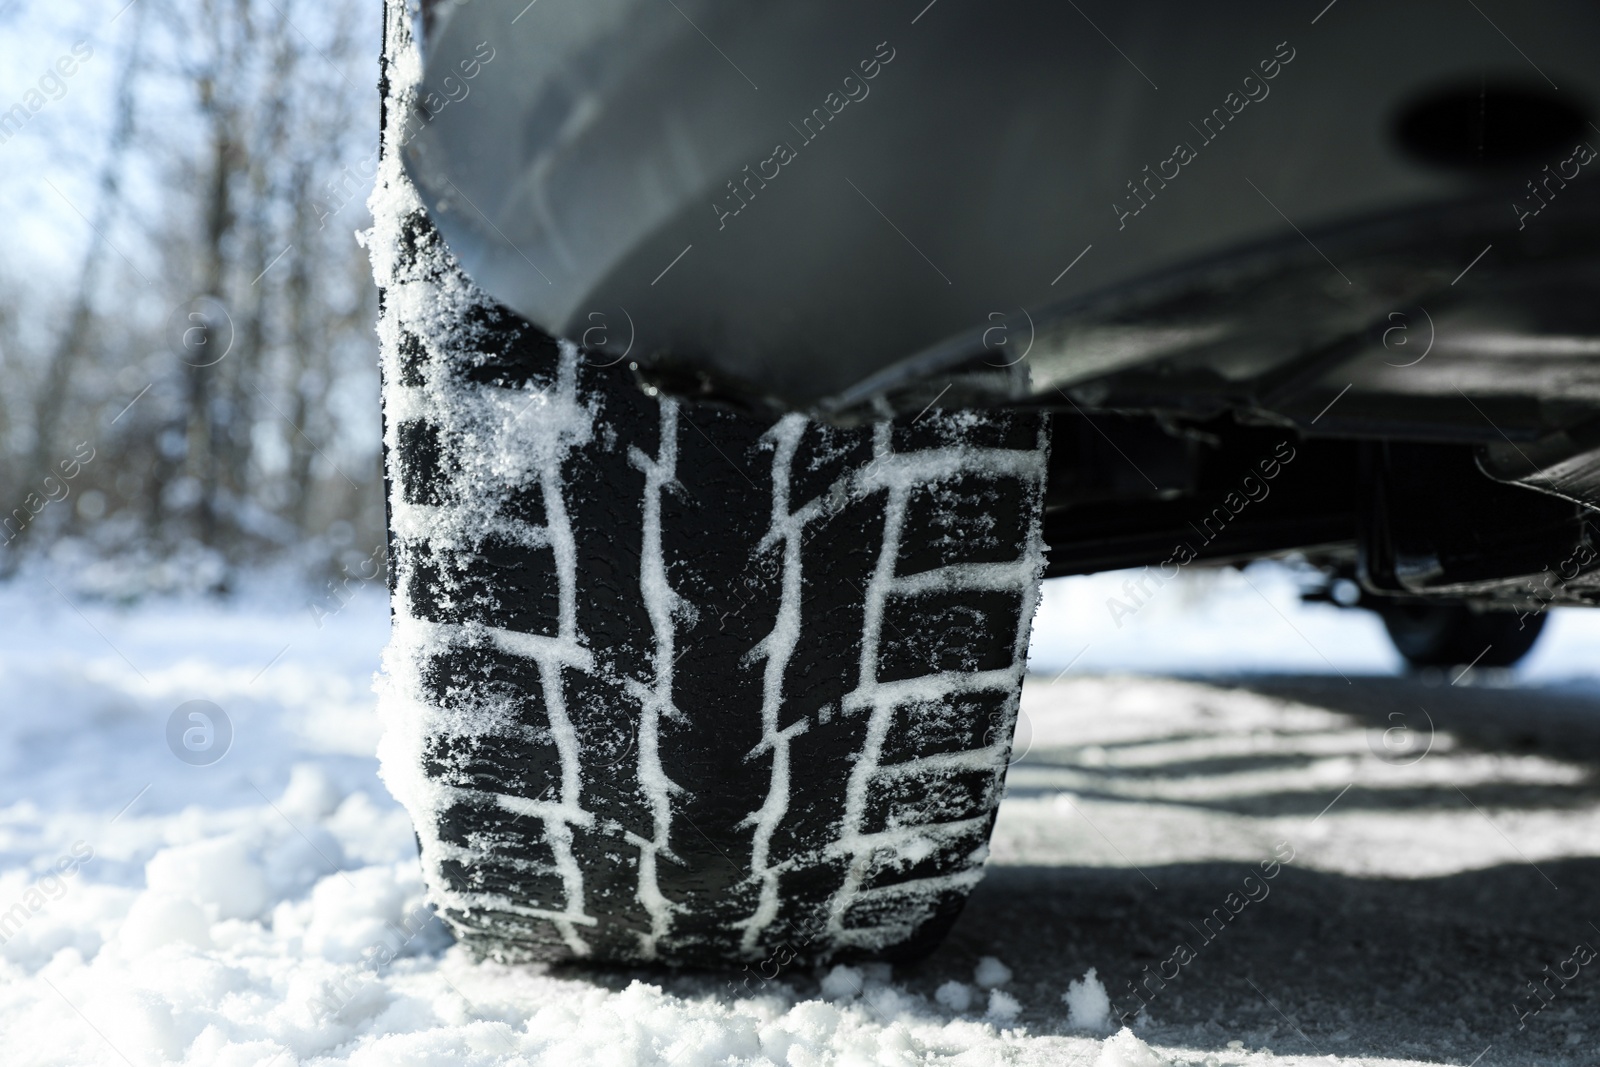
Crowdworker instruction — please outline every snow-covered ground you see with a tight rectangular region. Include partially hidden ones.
[2,564,1598,1065]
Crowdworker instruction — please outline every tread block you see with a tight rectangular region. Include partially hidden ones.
[876,590,1024,682]
[897,476,1033,570]
[456,303,564,389]
[788,422,875,508]
[405,537,561,635]
[860,767,998,836]
[396,419,451,507]
[838,883,965,935]
[435,795,553,855]
[858,822,991,892]
[877,692,1010,765]
[442,907,571,956]
[422,731,562,799]
[418,643,542,720]
[397,329,427,387]
[438,857,568,911]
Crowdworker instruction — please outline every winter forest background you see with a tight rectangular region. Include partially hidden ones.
[0,0,383,597]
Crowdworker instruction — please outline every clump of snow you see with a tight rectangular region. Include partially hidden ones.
[143,836,272,922]
[974,954,1013,989]
[935,979,973,1012]
[1064,967,1113,1031]
[1097,1027,1169,1067]
[280,763,345,820]
[820,963,865,1000]
[116,893,212,955]
[986,988,1022,1022]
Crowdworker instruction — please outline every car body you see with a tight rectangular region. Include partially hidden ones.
[403,0,1600,649]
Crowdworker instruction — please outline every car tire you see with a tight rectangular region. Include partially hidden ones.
[1379,604,1545,669]
[369,78,1051,964]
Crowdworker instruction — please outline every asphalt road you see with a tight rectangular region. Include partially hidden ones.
[910,671,1600,1065]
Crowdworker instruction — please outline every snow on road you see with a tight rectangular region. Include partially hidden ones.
[1,565,1598,1065]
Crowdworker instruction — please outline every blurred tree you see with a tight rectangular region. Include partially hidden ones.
[0,0,384,595]
[4,4,146,575]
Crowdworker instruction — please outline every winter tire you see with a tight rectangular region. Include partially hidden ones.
[371,7,1050,968]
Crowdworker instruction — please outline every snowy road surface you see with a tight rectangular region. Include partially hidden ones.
[1,566,1598,1065]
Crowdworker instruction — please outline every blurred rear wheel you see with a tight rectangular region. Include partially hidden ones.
[1378,604,1545,669]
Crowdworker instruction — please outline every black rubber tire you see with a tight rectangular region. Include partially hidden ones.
[1379,604,1545,669]
[375,256,1049,965]
[370,27,1050,963]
